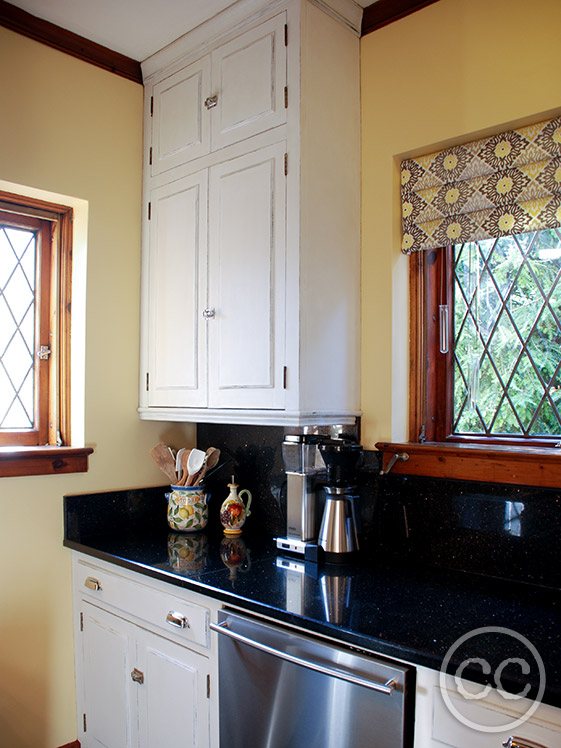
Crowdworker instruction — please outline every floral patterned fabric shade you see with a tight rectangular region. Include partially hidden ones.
[400,116,561,253]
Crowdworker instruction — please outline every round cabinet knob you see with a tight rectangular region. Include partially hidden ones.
[202,308,216,319]
[204,95,218,109]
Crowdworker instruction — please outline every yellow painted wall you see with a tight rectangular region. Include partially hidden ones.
[361,0,561,448]
[0,28,195,747]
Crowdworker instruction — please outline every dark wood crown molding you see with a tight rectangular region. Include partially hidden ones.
[362,0,441,36]
[0,0,142,84]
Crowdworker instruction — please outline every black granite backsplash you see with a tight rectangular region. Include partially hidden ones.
[197,424,561,590]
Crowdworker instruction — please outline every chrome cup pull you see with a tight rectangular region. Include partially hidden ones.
[166,611,190,629]
[503,737,549,748]
[84,576,102,591]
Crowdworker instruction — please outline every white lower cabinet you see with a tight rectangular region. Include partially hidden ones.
[414,665,561,748]
[72,555,219,748]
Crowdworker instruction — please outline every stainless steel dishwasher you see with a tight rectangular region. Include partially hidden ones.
[210,610,414,748]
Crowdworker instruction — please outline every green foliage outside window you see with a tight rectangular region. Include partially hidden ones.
[453,228,561,437]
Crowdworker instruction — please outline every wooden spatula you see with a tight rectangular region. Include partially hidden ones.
[149,442,177,483]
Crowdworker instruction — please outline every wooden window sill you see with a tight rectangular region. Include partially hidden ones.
[375,441,561,488]
[0,446,94,478]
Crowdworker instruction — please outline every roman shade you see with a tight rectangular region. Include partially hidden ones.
[400,116,561,253]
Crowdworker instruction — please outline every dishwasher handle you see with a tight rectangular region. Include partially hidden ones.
[210,620,397,696]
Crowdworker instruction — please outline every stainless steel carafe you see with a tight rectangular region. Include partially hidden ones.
[317,441,363,561]
[318,487,359,560]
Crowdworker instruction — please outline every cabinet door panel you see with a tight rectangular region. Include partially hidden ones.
[138,632,209,748]
[147,172,208,407]
[211,14,286,151]
[208,143,286,409]
[151,57,211,174]
[81,604,134,748]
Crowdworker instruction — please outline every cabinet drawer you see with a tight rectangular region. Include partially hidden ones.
[75,560,210,648]
[432,686,561,748]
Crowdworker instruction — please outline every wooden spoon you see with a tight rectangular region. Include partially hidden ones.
[176,449,192,486]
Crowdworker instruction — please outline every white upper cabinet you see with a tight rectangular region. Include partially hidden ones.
[210,14,287,150]
[150,14,286,176]
[140,0,361,426]
[146,171,208,408]
[151,57,211,174]
[207,143,286,410]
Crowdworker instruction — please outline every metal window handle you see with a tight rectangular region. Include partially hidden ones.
[210,620,397,695]
[131,668,144,684]
[380,452,409,476]
[166,611,190,629]
[503,738,549,748]
[202,308,215,319]
[204,95,218,109]
[84,577,102,591]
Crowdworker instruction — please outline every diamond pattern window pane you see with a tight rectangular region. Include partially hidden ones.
[0,225,37,430]
[453,228,561,437]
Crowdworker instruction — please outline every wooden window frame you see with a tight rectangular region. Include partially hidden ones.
[376,247,561,488]
[0,191,92,477]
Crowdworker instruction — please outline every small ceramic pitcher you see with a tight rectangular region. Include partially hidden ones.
[219,482,252,536]
[166,485,209,532]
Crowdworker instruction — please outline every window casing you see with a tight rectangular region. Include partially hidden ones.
[418,229,561,449]
[0,191,91,476]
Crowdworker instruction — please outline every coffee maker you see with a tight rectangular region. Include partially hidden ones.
[276,435,363,563]
[317,441,363,562]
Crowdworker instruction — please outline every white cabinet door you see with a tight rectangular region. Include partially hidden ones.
[137,629,210,748]
[210,13,286,151]
[147,171,208,408]
[79,603,210,748]
[151,57,211,175]
[81,603,135,748]
[207,142,286,409]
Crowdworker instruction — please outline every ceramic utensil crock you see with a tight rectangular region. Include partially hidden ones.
[166,485,209,532]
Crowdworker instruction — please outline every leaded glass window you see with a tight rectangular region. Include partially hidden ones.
[452,228,561,439]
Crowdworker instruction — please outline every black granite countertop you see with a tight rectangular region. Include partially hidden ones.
[64,486,561,711]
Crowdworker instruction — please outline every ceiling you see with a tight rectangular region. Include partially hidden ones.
[7,0,371,62]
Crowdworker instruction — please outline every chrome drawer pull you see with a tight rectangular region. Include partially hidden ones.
[84,576,101,591]
[503,738,549,748]
[166,611,190,629]
[210,620,396,695]
[131,668,144,684]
